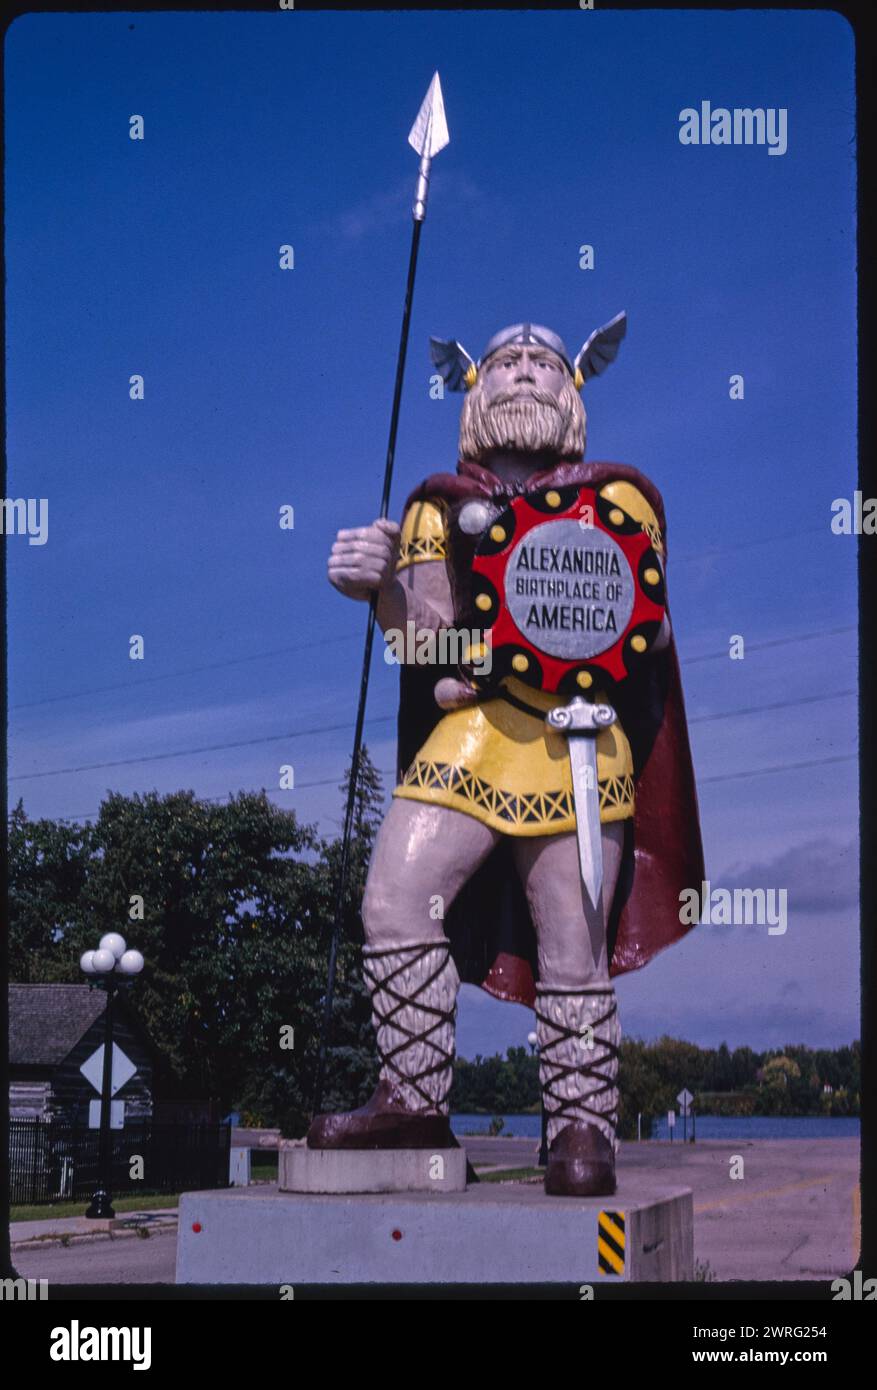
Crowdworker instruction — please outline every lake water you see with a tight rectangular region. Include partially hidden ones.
[451,1113,860,1141]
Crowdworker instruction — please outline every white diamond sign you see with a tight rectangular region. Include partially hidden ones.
[80,1043,137,1098]
[677,1087,694,1115]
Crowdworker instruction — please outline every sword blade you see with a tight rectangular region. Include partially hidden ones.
[567,735,603,914]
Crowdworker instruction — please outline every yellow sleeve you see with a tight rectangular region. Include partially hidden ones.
[396,499,449,571]
[599,480,664,556]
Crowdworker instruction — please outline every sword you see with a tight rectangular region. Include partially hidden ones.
[546,696,617,914]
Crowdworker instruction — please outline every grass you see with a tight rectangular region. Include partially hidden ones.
[10,1192,183,1224]
[11,1157,538,1219]
[476,1166,543,1184]
[251,1157,278,1181]
[12,1154,279,1223]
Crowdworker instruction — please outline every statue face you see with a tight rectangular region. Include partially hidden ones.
[480,344,568,407]
[458,340,586,465]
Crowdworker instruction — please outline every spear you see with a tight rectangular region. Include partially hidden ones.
[312,73,450,1116]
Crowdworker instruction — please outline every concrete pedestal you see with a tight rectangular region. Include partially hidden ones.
[176,1177,693,1284]
[279,1141,466,1193]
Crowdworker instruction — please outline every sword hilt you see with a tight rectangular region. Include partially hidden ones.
[546,696,616,736]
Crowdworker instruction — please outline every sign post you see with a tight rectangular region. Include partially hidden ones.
[79,932,145,1219]
[677,1087,694,1143]
[86,977,117,1219]
[667,1109,676,1142]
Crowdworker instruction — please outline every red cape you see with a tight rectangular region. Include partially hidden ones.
[395,458,705,1006]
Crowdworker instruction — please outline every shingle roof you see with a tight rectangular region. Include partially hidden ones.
[8,984,107,1067]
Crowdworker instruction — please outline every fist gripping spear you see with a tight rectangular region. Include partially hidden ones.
[311,85,704,1198]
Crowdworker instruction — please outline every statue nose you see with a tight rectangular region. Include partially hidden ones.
[515,351,535,382]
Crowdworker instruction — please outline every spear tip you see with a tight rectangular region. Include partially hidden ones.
[408,70,450,158]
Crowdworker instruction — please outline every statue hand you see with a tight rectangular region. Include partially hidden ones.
[434,677,480,710]
[328,519,401,601]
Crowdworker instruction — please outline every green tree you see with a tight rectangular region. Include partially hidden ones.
[6,760,387,1135]
[7,802,90,982]
[756,1055,801,1115]
[617,1039,676,1139]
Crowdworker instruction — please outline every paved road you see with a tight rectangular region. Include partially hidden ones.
[15,1230,178,1286]
[13,1138,858,1286]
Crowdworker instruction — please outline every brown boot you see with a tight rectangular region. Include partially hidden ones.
[307,941,459,1151]
[545,1121,616,1197]
[307,1079,454,1150]
[536,985,621,1197]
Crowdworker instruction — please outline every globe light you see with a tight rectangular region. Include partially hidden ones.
[92,948,116,974]
[527,1031,538,1047]
[99,932,127,960]
[118,949,145,976]
[80,950,97,975]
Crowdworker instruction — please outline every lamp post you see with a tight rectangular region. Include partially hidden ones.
[527,1031,549,1168]
[80,933,144,1219]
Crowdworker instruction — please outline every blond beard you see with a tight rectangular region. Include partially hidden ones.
[459,380,586,463]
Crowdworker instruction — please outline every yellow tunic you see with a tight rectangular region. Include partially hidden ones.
[393,481,663,836]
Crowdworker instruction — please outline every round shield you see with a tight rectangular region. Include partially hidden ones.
[466,484,666,694]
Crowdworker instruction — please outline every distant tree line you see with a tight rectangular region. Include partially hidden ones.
[452,1037,860,1139]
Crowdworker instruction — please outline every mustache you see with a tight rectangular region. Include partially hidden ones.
[487,390,561,409]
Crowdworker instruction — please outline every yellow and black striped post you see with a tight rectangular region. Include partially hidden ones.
[597,1209,626,1276]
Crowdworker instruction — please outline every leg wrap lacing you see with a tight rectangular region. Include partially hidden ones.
[536,985,621,1150]
[363,940,460,1115]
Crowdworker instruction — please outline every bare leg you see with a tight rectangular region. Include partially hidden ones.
[308,800,500,1147]
[363,799,501,947]
[511,822,625,986]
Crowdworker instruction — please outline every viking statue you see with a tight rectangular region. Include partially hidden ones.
[309,316,704,1196]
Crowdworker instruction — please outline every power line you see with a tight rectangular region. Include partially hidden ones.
[681,624,855,666]
[698,753,856,785]
[9,680,856,785]
[670,523,826,565]
[41,771,401,825]
[9,631,363,711]
[33,747,857,825]
[8,714,398,782]
[688,688,854,725]
[10,617,856,739]
[9,526,838,713]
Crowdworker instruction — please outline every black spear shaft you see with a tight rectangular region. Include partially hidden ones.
[312,216,423,1116]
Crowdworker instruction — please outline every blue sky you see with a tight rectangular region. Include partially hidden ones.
[5,10,857,1056]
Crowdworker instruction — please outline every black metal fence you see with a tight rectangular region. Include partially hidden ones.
[9,1118,231,1207]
